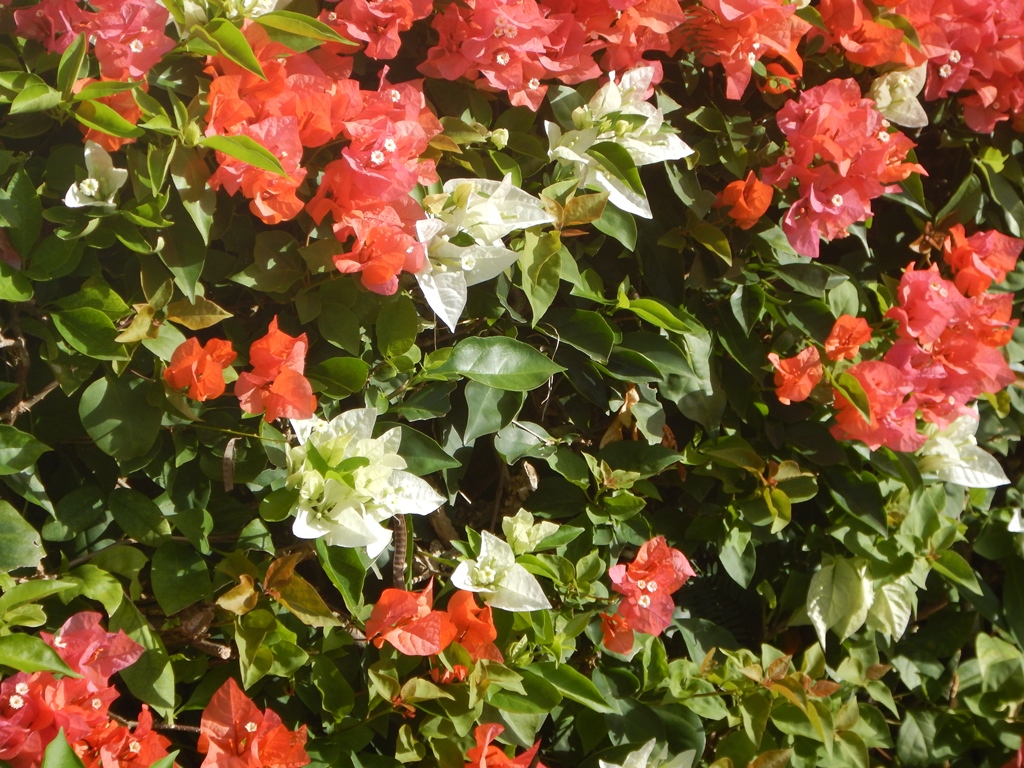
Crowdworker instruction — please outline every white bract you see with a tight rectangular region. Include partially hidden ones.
[451,530,551,611]
[867,65,928,128]
[546,66,693,218]
[287,408,445,558]
[501,509,559,555]
[917,408,1009,488]
[415,176,554,331]
[598,738,693,768]
[64,142,128,210]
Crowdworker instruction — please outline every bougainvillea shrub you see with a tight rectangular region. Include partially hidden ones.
[2,0,1024,766]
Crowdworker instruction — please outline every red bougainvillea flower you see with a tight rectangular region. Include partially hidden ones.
[198,678,309,768]
[600,612,635,654]
[234,317,316,423]
[88,0,175,81]
[767,346,823,405]
[76,705,171,768]
[164,338,237,402]
[824,315,872,361]
[716,171,773,229]
[447,590,503,662]
[942,224,1024,297]
[608,537,695,636]
[40,612,144,692]
[465,723,546,768]
[364,580,457,656]
[830,360,925,452]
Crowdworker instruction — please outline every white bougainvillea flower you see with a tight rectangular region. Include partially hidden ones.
[917,408,1009,488]
[502,509,560,555]
[415,177,554,331]
[867,65,928,128]
[451,530,551,611]
[64,141,128,210]
[546,66,693,218]
[287,408,445,558]
[598,738,693,768]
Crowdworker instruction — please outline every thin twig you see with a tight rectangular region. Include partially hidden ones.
[392,515,408,588]
[1,380,59,425]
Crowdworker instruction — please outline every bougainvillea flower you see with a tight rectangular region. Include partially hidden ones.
[867,65,928,128]
[364,580,457,656]
[608,536,694,636]
[41,612,144,692]
[447,590,503,662]
[451,531,551,612]
[164,338,237,401]
[234,317,316,422]
[824,315,872,361]
[716,171,773,229]
[600,612,635,654]
[767,347,823,404]
[64,142,128,210]
[465,723,546,768]
[885,264,970,346]
[89,0,175,81]
[942,224,1024,296]
[198,678,309,768]
[77,705,171,768]
[830,360,925,452]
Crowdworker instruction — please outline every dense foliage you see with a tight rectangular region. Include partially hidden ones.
[1,0,1024,767]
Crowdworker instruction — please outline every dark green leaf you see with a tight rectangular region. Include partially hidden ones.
[437,336,563,391]
[78,377,162,461]
[0,426,50,475]
[0,634,78,676]
[0,501,44,573]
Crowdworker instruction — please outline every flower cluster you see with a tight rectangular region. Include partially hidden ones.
[600,537,695,653]
[198,678,309,768]
[762,78,925,258]
[452,531,552,612]
[286,407,445,557]
[464,723,546,768]
[234,317,316,423]
[0,612,166,768]
[365,582,503,661]
[675,0,809,98]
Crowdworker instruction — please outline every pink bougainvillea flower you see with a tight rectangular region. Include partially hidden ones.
[465,724,546,768]
[234,317,316,423]
[364,580,457,656]
[830,360,925,452]
[942,224,1024,296]
[198,678,309,768]
[164,338,237,402]
[608,537,694,636]
[41,612,144,692]
[824,315,872,361]
[768,346,823,404]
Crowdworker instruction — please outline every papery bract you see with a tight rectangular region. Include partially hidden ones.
[447,591,503,662]
[451,531,551,612]
[364,581,457,656]
[716,171,773,229]
[235,317,316,422]
[608,537,694,636]
[465,723,546,768]
[768,347,823,404]
[824,315,872,361]
[164,338,237,401]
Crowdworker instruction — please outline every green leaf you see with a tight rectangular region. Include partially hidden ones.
[931,550,981,593]
[151,541,212,615]
[9,83,61,115]
[587,142,644,196]
[437,336,563,391]
[307,358,370,398]
[0,634,78,676]
[57,34,88,100]
[169,144,216,245]
[539,308,616,363]
[78,377,162,461]
[807,557,873,648]
[376,295,419,358]
[74,100,145,139]
[396,425,461,475]
[532,661,615,713]
[0,502,44,573]
[464,381,524,443]
[255,10,352,42]
[199,135,286,175]
[41,731,86,768]
[0,261,32,302]
[191,18,266,78]
[519,230,562,324]
[110,601,175,717]
[594,201,637,250]
[51,308,129,361]
[71,81,137,102]
[0,425,51,475]
[160,192,207,301]
[108,488,172,545]
[316,539,368,614]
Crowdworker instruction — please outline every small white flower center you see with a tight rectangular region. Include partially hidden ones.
[53,637,67,649]
[129,39,144,53]
[79,179,100,198]
[939,64,952,78]
[383,138,397,153]
[877,130,890,143]
[831,194,844,207]
[389,89,401,103]
[496,51,510,66]
[948,49,961,63]
[14,683,28,695]
[370,150,386,166]
[637,595,651,608]
[92,698,103,709]
[647,580,658,592]
[128,741,141,754]
[244,721,258,733]
[8,694,24,710]
[783,145,795,157]
[527,78,540,90]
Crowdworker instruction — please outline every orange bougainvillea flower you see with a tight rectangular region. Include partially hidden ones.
[198,678,309,768]
[164,338,237,401]
[716,171,773,230]
[767,346,823,405]
[234,317,316,422]
[447,590,503,662]
[599,611,635,654]
[465,724,546,768]
[364,580,457,656]
[824,315,872,361]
